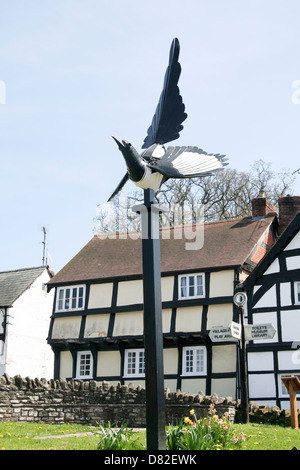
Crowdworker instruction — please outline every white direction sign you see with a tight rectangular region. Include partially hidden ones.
[209,325,238,343]
[244,323,276,341]
[230,321,241,340]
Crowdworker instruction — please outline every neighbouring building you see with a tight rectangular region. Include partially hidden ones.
[47,195,282,399]
[0,266,54,379]
[242,197,300,409]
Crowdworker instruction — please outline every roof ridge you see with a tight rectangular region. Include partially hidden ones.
[0,266,46,275]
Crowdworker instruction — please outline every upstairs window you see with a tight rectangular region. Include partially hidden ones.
[76,351,93,379]
[179,274,205,299]
[56,285,85,312]
[124,349,145,378]
[182,346,207,376]
[295,282,300,304]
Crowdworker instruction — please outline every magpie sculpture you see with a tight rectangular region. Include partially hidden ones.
[108,38,227,202]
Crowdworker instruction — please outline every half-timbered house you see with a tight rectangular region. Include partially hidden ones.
[47,195,282,399]
[242,197,300,408]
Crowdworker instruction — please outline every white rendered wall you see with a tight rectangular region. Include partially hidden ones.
[4,270,54,379]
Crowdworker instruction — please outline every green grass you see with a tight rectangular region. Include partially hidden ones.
[0,421,102,450]
[233,422,300,450]
[0,421,299,450]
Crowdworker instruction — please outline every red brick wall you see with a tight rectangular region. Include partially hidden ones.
[278,196,300,233]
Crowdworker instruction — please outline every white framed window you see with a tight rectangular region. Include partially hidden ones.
[179,274,205,299]
[76,351,93,379]
[279,373,300,397]
[56,285,85,312]
[124,349,145,378]
[182,346,207,376]
[294,282,300,304]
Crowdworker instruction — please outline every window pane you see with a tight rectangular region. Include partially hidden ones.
[196,275,203,296]
[64,289,70,310]
[79,353,91,377]
[138,351,145,374]
[196,349,204,373]
[185,349,194,373]
[297,283,300,303]
[72,288,77,309]
[127,352,136,375]
[78,287,84,308]
[183,347,206,375]
[188,276,195,297]
[58,290,64,310]
[180,277,187,298]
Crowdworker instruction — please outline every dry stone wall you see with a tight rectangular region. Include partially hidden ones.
[0,374,297,427]
[0,374,235,427]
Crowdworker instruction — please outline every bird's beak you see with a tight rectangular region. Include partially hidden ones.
[112,136,126,151]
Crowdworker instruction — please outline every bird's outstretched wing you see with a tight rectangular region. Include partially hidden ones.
[148,146,228,178]
[142,38,187,149]
[107,173,129,202]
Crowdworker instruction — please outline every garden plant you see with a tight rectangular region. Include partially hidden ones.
[165,404,246,450]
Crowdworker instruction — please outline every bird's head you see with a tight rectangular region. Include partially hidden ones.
[112,136,146,182]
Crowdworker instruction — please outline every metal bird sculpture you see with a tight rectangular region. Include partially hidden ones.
[108,38,228,202]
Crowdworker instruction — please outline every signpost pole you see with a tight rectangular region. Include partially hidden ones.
[233,293,249,424]
[134,189,166,450]
[239,305,249,424]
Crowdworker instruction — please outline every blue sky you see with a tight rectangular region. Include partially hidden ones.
[0,0,300,274]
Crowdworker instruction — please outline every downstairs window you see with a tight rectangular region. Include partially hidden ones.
[182,346,207,376]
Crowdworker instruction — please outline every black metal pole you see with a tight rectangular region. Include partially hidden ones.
[133,188,166,450]
[239,306,249,424]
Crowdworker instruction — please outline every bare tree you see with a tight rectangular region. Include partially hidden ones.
[94,160,295,233]
[154,159,295,222]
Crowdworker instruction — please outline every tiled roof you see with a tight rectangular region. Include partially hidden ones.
[243,212,300,289]
[0,266,48,307]
[48,214,277,286]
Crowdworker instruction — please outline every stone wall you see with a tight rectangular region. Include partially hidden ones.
[0,374,235,427]
[0,374,298,427]
[245,402,299,427]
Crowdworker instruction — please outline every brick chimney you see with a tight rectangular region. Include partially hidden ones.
[252,191,277,219]
[278,196,300,233]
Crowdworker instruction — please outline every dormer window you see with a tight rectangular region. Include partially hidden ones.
[178,273,205,299]
[56,285,85,312]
